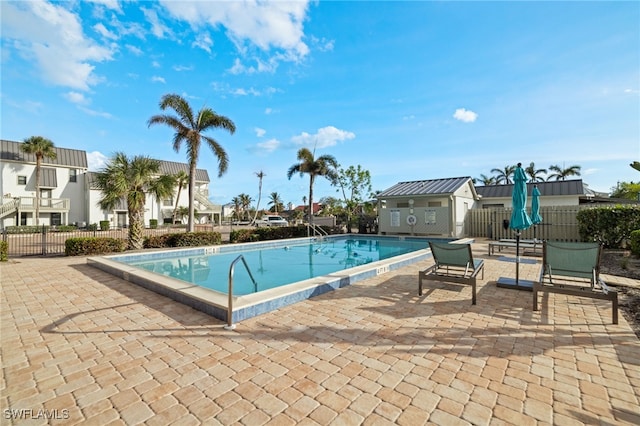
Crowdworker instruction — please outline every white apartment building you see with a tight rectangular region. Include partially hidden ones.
[1,140,222,228]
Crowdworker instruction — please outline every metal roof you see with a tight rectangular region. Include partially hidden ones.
[378,177,474,197]
[475,180,585,198]
[158,160,209,183]
[1,139,88,169]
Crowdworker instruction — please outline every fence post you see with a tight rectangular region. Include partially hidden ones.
[41,224,47,256]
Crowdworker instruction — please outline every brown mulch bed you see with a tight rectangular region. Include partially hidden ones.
[600,250,640,339]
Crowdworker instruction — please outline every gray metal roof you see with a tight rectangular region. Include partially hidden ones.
[378,177,473,197]
[158,160,209,183]
[1,139,88,169]
[475,179,585,198]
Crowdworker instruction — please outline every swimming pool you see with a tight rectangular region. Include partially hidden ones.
[88,235,462,325]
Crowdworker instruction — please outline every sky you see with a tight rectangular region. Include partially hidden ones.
[1,0,639,208]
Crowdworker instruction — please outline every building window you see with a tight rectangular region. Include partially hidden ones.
[20,213,27,226]
[18,176,27,185]
[51,213,62,226]
[163,198,173,207]
[428,201,442,207]
[69,169,77,183]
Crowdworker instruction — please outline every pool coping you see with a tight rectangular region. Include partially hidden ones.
[88,235,471,325]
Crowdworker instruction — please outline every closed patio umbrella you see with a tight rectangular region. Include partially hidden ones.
[497,162,533,290]
[531,185,542,241]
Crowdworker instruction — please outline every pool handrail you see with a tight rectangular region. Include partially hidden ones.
[307,223,328,238]
[225,254,258,330]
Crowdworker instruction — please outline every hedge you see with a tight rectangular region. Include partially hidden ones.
[65,237,126,256]
[230,225,342,243]
[630,230,640,256]
[0,241,7,261]
[143,231,222,248]
[577,205,640,248]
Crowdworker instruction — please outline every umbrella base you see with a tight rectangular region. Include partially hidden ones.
[496,277,535,292]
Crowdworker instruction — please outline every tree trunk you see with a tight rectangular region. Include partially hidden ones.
[188,162,196,232]
[308,175,315,227]
[128,207,145,250]
[172,185,183,224]
[34,156,41,226]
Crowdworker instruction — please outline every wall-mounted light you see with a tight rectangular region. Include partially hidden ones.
[409,198,414,214]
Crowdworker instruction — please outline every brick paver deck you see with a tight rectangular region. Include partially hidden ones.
[2,242,639,425]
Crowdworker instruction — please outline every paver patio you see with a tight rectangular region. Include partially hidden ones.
[1,241,639,425]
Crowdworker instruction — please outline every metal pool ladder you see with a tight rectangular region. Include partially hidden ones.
[225,255,258,330]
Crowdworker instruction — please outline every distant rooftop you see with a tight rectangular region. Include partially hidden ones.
[1,139,88,169]
[377,177,474,197]
[475,179,586,198]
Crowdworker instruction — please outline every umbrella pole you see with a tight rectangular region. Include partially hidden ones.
[515,231,520,286]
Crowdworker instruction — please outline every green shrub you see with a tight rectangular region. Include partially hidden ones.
[0,241,8,261]
[143,232,222,248]
[99,221,110,231]
[65,237,126,256]
[577,205,640,248]
[87,223,98,231]
[6,226,45,234]
[149,219,158,229]
[630,230,640,256]
[53,225,77,232]
[143,234,172,248]
[230,229,259,243]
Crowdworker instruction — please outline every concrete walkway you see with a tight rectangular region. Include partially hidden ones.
[2,242,639,425]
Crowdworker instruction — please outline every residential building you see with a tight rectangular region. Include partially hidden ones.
[1,139,222,228]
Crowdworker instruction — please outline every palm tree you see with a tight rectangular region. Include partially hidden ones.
[148,93,235,232]
[268,192,283,213]
[491,165,515,185]
[251,170,265,224]
[525,162,547,182]
[238,193,253,220]
[231,196,242,221]
[172,170,189,224]
[475,174,496,186]
[287,148,338,227]
[93,153,175,249]
[547,164,581,181]
[21,136,57,226]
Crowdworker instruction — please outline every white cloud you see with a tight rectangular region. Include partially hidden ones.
[173,65,193,72]
[87,151,109,171]
[141,7,171,38]
[151,76,166,83]
[160,1,311,65]
[79,106,113,119]
[64,91,89,105]
[453,108,478,123]
[255,127,266,137]
[126,44,143,56]
[151,60,161,68]
[256,138,280,153]
[291,126,356,149]
[93,22,118,40]
[265,108,273,115]
[1,1,114,91]
[193,32,213,53]
[87,0,122,13]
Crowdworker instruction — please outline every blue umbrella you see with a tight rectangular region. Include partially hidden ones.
[530,185,542,240]
[510,163,532,286]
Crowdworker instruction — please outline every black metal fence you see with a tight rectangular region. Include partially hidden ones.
[1,226,187,257]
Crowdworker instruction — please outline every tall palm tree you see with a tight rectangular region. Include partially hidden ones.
[251,170,265,224]
[547,164,581,181]
[21,136,57,226]
[491,165,516,185]
[268,192,283,214]
[525,162,547,182]
[171,170,189,224]
[148,93,235,232]
[287,148,338,226]
[93,153,175,250]
[231,196,242,221]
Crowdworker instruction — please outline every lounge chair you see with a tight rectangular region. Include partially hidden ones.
[419,242,485,305]
[533,241,618,324]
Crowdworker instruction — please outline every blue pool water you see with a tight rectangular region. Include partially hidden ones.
[115,236,432,295]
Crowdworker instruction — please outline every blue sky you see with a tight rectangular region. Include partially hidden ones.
[2,1,638,207]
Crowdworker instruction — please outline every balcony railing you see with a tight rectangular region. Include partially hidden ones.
[16,197,70,212]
